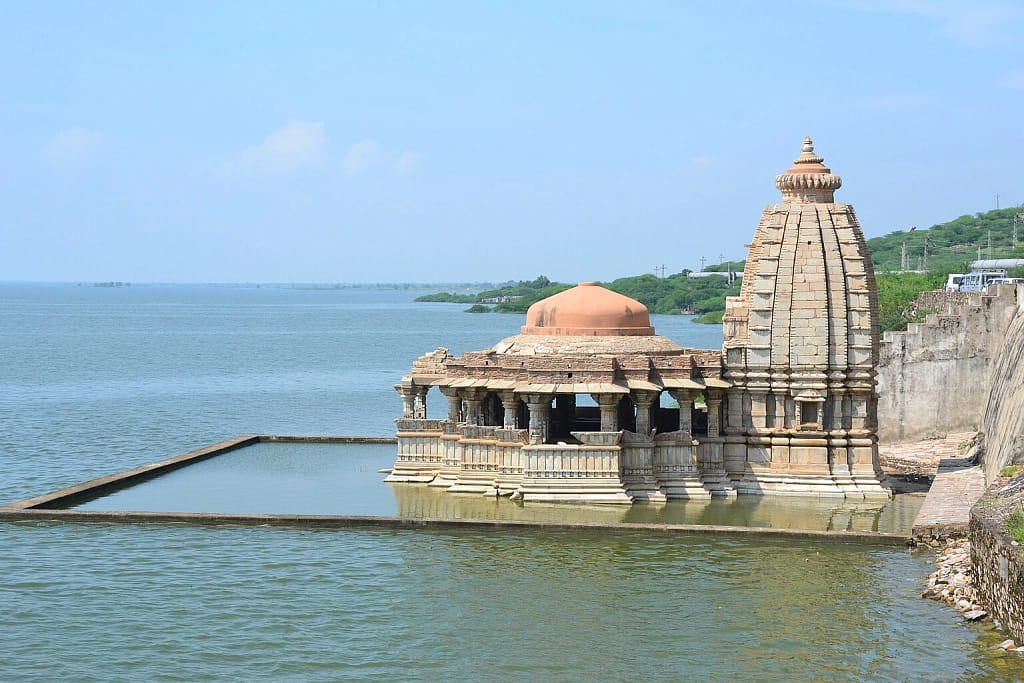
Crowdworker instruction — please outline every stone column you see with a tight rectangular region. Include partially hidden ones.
[412,386,429,419]
[726,388,744,431]
[459,387,484,425]
[500,391,519,429]
[525,394,551,445]
[769,371,789,430]
[706,390,723,438]
[397,386,415,419]
[669,389,695,436]
[633,391,658,436]
[748,371,770,430]
[440,386,463,422]
[592,393,621,432]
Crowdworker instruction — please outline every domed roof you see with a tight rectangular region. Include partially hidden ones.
[521,282,655,337]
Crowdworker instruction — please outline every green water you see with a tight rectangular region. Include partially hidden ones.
[3,284,1022,681]
[4,523,1021,681]
[73,441,923,535]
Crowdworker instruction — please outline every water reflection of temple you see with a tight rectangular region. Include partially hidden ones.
[388,138,890,503]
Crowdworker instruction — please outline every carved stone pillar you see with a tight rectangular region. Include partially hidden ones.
[525,394,551,445]
[463,387,486,426]
[500,391,519,429]
[633,391,658,435]
[592,393,621,432]
[706,390,723,438]
[397,385,415,419]
[439,386,463,422]
[412,385,428,419]
[669,389,695,436]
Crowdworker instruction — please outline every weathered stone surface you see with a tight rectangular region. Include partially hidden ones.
[721,137,887,499]
[979,290,1024,481]
[970,472,1024,645]
[877,286,1021,444]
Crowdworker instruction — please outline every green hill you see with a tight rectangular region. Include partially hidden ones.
[415,206,1024,332]
[867,206,1024,274]
[415,270,741,319]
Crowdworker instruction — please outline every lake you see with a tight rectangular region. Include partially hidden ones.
[1,283,1019,681]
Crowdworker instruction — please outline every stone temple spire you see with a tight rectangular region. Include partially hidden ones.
[720,136,888,499]
[774,136,843,203]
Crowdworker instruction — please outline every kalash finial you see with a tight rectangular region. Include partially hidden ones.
[775,135,842,203]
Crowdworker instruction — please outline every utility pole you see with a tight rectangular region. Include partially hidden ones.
[923,236,929,271]
[1014,211,1022,249]
[700,256,707,270]
[988,230,993,260]
[654,264,666,278]
[901,241,907,271]
[996,194,1000,210]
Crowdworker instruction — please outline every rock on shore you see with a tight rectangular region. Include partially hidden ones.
[921,538,988,622]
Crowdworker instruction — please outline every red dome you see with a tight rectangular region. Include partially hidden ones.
[521,282,655,337]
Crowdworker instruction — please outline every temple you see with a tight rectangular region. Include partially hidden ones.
[721,137,888,498]
[387,137,890,502]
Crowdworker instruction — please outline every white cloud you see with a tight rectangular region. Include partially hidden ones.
[45,128,109,166]
[234,121,325,175]
[342,139,382,175]
[394,150,422,175]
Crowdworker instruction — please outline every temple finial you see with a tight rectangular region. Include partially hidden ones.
[775,135,841,202]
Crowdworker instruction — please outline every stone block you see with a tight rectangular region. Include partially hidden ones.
[789,445,828,466]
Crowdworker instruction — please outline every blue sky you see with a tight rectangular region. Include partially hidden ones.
[3,0,1023,283]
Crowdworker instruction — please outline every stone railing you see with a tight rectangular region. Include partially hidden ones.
[395,419,443,433]
[521,444,621,478]
[571,431,622,447]
[460,425,498,441]
[496,428,529,444]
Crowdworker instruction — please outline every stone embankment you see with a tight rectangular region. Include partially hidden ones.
[877,284,1020,444]
[970,470,1024,647]
[879,437,1013,642]
[979,295,1024,481]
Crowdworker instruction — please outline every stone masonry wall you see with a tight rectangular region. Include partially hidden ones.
[980,289,1024,481]
[970,475,1024,643]
[876,285,1020,443]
